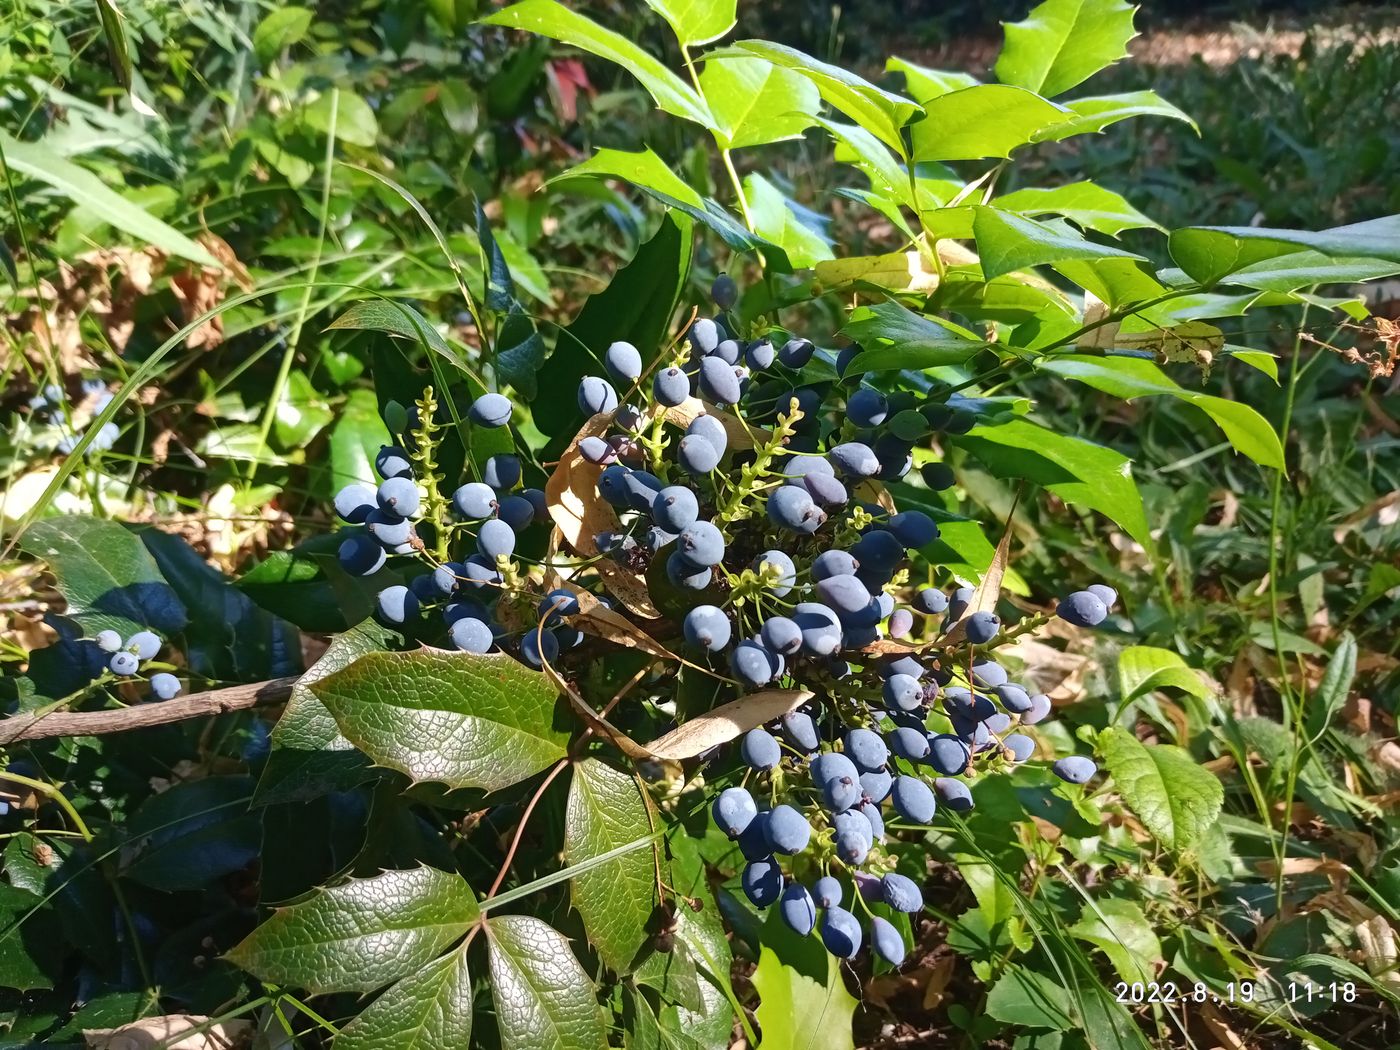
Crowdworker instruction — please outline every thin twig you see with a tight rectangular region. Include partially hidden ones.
[0,676,298,746]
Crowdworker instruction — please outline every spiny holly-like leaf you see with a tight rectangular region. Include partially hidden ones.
[564,759,658,974]
[700,55,820,149]
[972,206,1146,280]
[995,0,1138,98]
[226,866,478,994]
[910,84,1070,162]
[310,648,570,792]
[1097,727,1224,852]
[642,0,736,46]
[335,948,473,1050]
[1034,90,1198,140]
[20,516,187,638]
[485,914,608,1050]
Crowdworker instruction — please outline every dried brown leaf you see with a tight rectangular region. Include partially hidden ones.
[646,689,813,760]
[546,413,659,618]
[530,630,656,762]
[84,1015,252,1049]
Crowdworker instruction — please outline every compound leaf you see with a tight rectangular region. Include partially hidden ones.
[486,914,607,1050]
[336,948,473,1050]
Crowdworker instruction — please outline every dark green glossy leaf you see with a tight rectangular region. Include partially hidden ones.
[842,301,985,374]
[330,387,393,498]
[984,965,1073,1027]
[336,947,473,1050]
[564,759,657,974]
[327,299,471,374]
[497,305,547,400]
[21,516,187,639]
[311,648,570,792]
[1169,213,1400,285]
[121,777,261,891]
[0,884,64,991]
[485,914,608,1050]
[228,866,477,995]
[743,173,833,269]
[254,620,396,807]
[477,200,514,312]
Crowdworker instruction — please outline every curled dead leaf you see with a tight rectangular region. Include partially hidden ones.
[546,413,659,618]
[646,689,813,760]
[531,631,656,762]
[84,1015,252,1049]
[571,590,675,661]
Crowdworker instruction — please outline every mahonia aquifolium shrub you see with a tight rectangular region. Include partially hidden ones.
[330,275,1115,967]
[59,627,184,701]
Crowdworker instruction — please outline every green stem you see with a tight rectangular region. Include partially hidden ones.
[2,772,92,842]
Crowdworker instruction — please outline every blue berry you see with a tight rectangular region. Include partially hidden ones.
[984,712,1012,735]
[780,711,820,753]
[934,778,974,811]
[577,376,619,415]
[928,735,971,775]
[469,393,512,428]
[1004,734,1035,762]
[777,338,815,368]
[95,630,122,653]
[519,629,559,668]
[603,341,642,383]
[377,477,420,518]
[888,510,937,548]
[835,345,861,378]
[964,611,1000,644]
[947,586,975,622]
[811,550,857,582]
[1053,756,1097,784]
[678,434,721,473]
[375,445,414,479]
[860,800,885,841]
[847,388,888,427]
[921,461,955,490]
[666,553,711,590]
[409,574,438,603]
[624,471,664,512]
[780,884,816,936]
[888,609,914,638]
[914,588,948,615]
[453,482,497,519]
[482,453,522,490]
[828,442,879,477]
[712,273,738,309]
[888,726,931,761]
[677,521,725,566]
[450,617,494,653]
[742,858,783,908]
[1057,591,1108,628]
[689,318,720,354]
[682,605,731,651]
[764,804,811,854]
[752,550,796,596]
[376,585,418,625]
[496,495,535,530]
[127,631,161,660]
[821,906,863,958]
[731,640,778,687]
[686,414,728,455]
[521,488,547,518]
[844,728,889,773]
[1023,693,1053,725]
[870,917,906,966]
[793,603,842,656]
[851,530,902,573]
[804,472,849,511]
[109,652,139,676]
[477,518,516,560]
[823,775,862,814]
[698,356,742,405]
[334,482,378,523]
[653,367,692,407]
[759,616,802,657]
[832,810,872,865]
[338,533,386,576]
[881,872,923,913]
[859,768,893,803]
[890,775,937,823]
[713,786,758,838]
[652,486,699,532]
[767,485,823,533]
[741,728,782,771]
[971,660,1007,688]
[149,673,181,700]
[995,684,1033,713]
[816,575,872,615]
[367,509,414,549]
[810,750,858,786]
[1087,584,1118,608]
[578,436,615,465]
[813,876,842,908]
[745,339,775,371]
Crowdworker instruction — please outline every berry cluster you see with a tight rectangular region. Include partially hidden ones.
[94,629,182,699]
[25,379,119,454]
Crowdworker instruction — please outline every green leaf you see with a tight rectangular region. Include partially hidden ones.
[327,299,472,374]
[1305,633,1357,738]
[121,777,262,891]
[642,0,736,46]
[1070,899,1163,985]
[723,40,920,155]
[555,147,773,257]
[539,212,693,453]
[311,648,569,792]
[564,760,658,975]
[1170,213,1400,285]
[273,369,335,449]
[910,84,1069,162]
[957,418,1152,550]
[486,914,608,1050]
[20,516,187,638]
[1097,726,1224,852]
[1217,249,1400,293]
[253,6,313,62]
[254,620,394,806]
[139,528,301,682]
[815,117,911,206]
[666,888,734,1048]
[1118,646,1210,703]
[482,0,713,127]
[700,56,820,149]
[227,866,478,994]
[0,130,220,267]
[744,173,834,269]
[995,0,1137,98]
[497,306,548,400]
[886,56,979,103]
[1039,355,1285,469]
[1055,257,1167,311]
[973,207,1146,280]
[984,966,1073,1028]
[1034,90,1198,141]
[1226,348,1280,382]
[841,301,985,373]
[302,90,379,148]
[336,948,473,1050]
[0,885,64,991]
[330,387,393,497]
[751,910,857,1050]
[996,181,1162,236]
